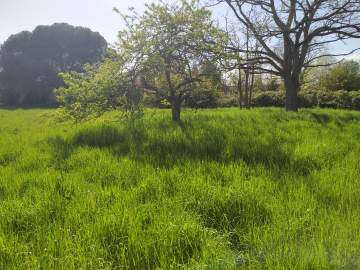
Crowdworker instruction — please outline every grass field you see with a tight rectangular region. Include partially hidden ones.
[0,108,360,269]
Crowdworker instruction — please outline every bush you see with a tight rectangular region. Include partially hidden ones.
[350,91,360,110]
[333,90,352,109]
[298,91,318,108]
[252,91,285,107]
[249,90,360,110]
[316,91,338,109]
[315,90,353,109]
[143,94,171,108]
[216,95,238,108]
[185,89,218,109]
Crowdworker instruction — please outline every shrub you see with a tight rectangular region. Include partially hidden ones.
[216,95,238,108]
[350,91,360,110]
[317,91,338,108]
[316,91,350,109]
[185,88,218,109]
[249,90,359,110]
[333,90,352,109]
[252,91,285,107]
[143,94,171,108]
[298,91,318,108]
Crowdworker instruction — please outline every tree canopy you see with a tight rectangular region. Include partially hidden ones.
[116,0,225,121]
[0,23,107,106]
[56,51,142,123]
[321,61,360,92]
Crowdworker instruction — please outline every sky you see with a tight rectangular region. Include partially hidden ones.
[0,0,153,44]
[0,0,359,59]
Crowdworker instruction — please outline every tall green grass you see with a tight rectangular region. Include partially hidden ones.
[0,108,360,269]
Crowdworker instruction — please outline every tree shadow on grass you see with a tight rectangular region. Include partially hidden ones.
[304,110,360,126]
[47,124,130,169]
[47,121,319,177]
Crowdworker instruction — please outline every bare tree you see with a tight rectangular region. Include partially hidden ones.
[221,16,260,109]
[215,0,360,111]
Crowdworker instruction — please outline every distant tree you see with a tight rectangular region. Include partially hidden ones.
[117,0,224,121]
[302,59,360,92]
[320,60,360,92]
[0,23,107,106]
[300,57,336,92]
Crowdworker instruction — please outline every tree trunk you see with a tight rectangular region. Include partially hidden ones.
[244,71,250,109]
[284,74,300,112]
[249,71,255,107]
[237,67,243,109]
[171,98,181,122]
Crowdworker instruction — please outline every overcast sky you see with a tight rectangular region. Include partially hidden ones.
[0,0,359,60]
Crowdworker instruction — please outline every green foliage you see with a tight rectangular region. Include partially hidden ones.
[0,23,107,106]
[184,61,222,109]
[303,60,360,92]
[306,90,358,110]
[298,90,318,108]
[216,95,238,108]
[250,90,360,110]
[117,0,225,120]
[252,91,285,107]
[1,108,360,269]
[263,77,283,92]
[350,91,360,110]
[320,61,360,91]
[55,55,143,123]
[185,87,218,108]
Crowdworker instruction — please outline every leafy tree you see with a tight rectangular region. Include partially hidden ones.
[320,61,360,92]
[0,23,107,106]
[300,57,335,92]
[56,53,142,123]
[117,0,224,121]
[302,59,360,92]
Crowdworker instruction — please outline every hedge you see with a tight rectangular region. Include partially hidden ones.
[143,90,360,110]
[251,90,360,110]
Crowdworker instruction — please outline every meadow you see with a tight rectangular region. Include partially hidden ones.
[0,108,360,269]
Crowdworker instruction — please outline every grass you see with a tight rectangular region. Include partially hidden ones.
[0,107,360,269]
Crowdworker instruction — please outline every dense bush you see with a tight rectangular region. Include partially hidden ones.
[143,94,171,109]
[216,95,238,108]
[298,91,318,108]
[252,91,285,107]
[312,90,356,109]
[316,91,339,108]
[350,91,360,110]
[142,90,360,110]
[185,88,218,109]
[249,90,360,110]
